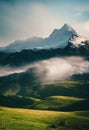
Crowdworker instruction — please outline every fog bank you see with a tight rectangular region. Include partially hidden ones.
[0,56,89,82]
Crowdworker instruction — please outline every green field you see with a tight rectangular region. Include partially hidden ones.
[0,80,89,130]
[0,107,89,130]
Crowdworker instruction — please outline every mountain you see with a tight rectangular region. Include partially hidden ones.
[43,23,78,49]
[0,24,87,52]
[0,23,89,113]
[0,37,43,53]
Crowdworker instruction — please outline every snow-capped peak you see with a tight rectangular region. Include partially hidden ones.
[49,23,77,39]
[0,24,88,52]
[45,23,78,49]
[60,23,77,35]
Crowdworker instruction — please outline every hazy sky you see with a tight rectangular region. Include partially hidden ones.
[0,0,89,46]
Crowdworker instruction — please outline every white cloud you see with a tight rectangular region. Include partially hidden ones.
[0,57,89,83]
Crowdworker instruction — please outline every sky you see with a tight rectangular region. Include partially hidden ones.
[0,0,89,47]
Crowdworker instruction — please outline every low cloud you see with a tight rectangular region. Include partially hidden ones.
[0,57,89,83]
[0,65,30,76]
[33,57,89,82]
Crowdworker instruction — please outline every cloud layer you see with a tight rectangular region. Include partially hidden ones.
[33,57,89,82]
[0,57,89,82]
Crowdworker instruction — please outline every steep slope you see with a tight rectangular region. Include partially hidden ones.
[43,23,78,49]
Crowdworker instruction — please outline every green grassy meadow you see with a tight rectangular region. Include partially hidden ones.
[0,107,89,130]
[0,81,89,130]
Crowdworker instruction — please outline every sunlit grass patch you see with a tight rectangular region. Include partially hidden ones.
[0,107,89,130]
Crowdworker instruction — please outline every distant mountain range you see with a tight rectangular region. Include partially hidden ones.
[0,24,88,53]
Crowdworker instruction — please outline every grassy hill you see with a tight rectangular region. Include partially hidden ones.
[1,80,89,99]
[0,80,89,129]
[0,95,41,108]
[1,94,89,111]
[33,96,84,111]
[0,107,89,130]
[1,79,89,111]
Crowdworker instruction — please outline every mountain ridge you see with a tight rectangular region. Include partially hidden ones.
[0,24,87,52]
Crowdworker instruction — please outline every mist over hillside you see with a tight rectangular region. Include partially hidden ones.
[0,56,89,82]
[0,24,89,112]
